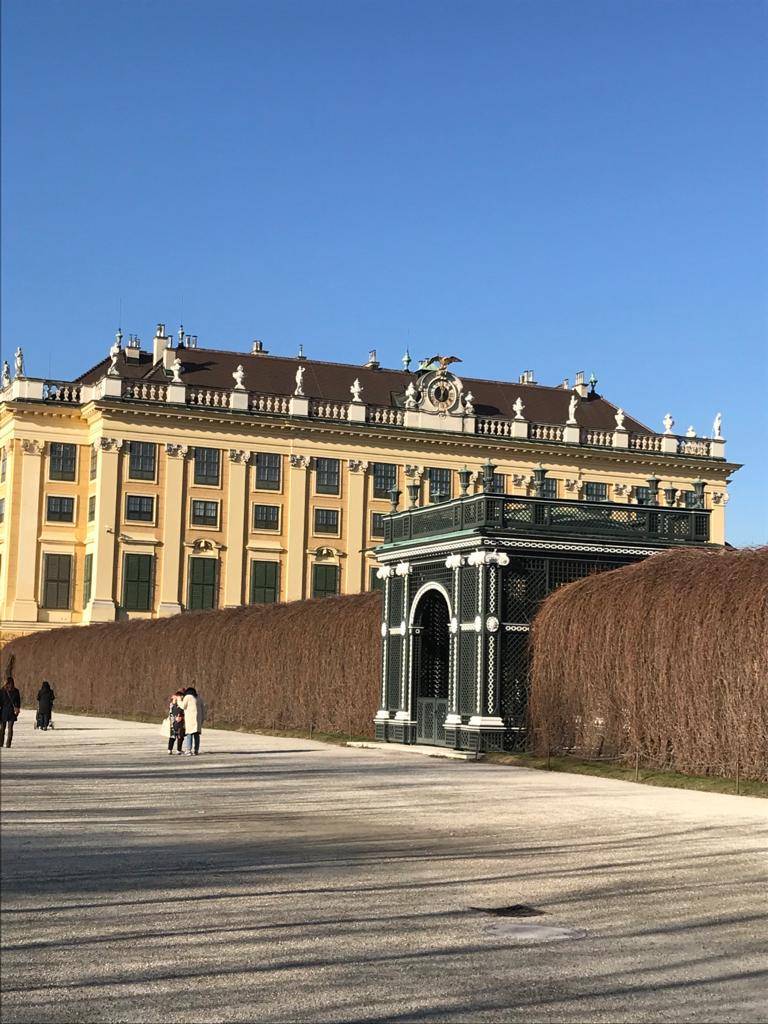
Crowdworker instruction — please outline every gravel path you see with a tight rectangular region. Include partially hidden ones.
[1,713,766,1023]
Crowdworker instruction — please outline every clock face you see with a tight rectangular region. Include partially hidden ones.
[427,376,458,412]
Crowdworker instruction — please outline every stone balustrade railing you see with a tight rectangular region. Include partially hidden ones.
[629,433,663,453]
[477,417,516,437]
[187,387,232,409]
[250,392,290,415]
[42,381,81,403]
[677,436,711,457]
[530,422,566,443]
[367,405,405,426]
[122,380,169,402]
[583,428,613,447]
[310,399,350,420]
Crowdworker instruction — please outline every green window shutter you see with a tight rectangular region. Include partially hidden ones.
[250,561,280,604]
[43,554,72,609]
[312,564,339,599]
[123,554,153,611]
[188,557,218,610]
[83,553,93,605]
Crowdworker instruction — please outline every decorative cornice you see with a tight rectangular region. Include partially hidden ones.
[184,538,225,553]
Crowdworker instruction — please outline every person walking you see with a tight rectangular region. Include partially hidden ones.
[180,687,206,756]
[166,691,186,755]
[0,677,21,748]
[36,681,55,730]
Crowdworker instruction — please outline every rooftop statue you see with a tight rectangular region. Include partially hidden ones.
[350,378,363,403]
[1,361,10,389]
[614,408,625,430]
[171,357,183,384]
[418,354,462,372]
[294,365,305,397]
[232,365,246,390]
[464,390,475,415]
[107,331,122,377]
[663,413,674,435]
[567,393,578,425]
[713,412,723,439]
[404,380,419,410]
[513,396,525,420]
[14,347,24,379]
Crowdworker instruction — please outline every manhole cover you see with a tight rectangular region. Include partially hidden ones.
[471,904,544,918]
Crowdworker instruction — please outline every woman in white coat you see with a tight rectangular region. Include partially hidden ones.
[180,687,206,756]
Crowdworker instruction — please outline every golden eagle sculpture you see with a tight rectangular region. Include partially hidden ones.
[418,355,463,372]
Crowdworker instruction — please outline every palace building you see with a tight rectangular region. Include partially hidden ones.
[0,324,737,646]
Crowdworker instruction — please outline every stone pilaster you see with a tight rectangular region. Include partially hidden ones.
[157,444,188,617]
[7,439,43,622]
[285,454,311,600]
[222,450,249,607]
[345,459,368,594]
[88,438,122,622]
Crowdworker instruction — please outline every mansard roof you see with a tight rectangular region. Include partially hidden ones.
[76,347,651,434]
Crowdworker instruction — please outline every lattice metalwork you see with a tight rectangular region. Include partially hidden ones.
[458,633,477,715]
[388,577,404,626]
[501,558,548,623]
[500,629,529,749]
[548,557,623,590]
[386,638,402,710]
[459,565,478,620]
[411,561,454,595]
[415,591,450,699]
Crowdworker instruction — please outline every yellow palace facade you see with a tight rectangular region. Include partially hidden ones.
[0,326,737,643]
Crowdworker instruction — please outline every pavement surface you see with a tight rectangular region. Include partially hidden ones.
[1,713,766,1024]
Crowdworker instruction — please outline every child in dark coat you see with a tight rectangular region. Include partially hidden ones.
[167,691,186,755]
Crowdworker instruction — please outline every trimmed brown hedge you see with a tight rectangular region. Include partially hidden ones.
[1,593,383,736]
[529,546,768,781]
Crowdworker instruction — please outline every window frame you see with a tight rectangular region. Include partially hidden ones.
[369,566,385,592]
[583,481,608,503]
[427,467,452,504]
[312,563,339,599]
[249,560,280,604]
[187,556,219,611]
[83,552,93,606]
[48,442,77,482]
[190,498,220,529]
[122,553,154,612]
[372,462,397,499]
[125,494,156,524]
[45,495,76,524]
[313,507,340,536]
[254,452,282,492]
[128,441,157,482]
[89,446,98,481]
[252,503,280,532]
[193,447,221,487]
[0,497,5,524]
[315,457,341,496]
[370,511,386,539]
[42,553,73,610]
[88,495,96,523]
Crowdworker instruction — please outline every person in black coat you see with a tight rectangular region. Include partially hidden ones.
[37,681,55,730]
[0,677,21,748]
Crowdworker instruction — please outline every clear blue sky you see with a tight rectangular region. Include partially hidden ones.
[2,0,766,544]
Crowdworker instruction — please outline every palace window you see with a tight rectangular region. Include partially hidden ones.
[369,567,385,592]
[126,495,155,523]
[314,508,339,535]
[88,495,96,522]
[253,504,280,531]
[191,499,219,528]
[312,563,339,599]
[255,452,281,490]
[0,497,4,523]
[370,512,385,539]
[540,477,558,500]
[49,442,76,481]
[122,554,154,611]
[635,486,652,505]
[583,482,608,503]
[188,557,218,611]
[372,462,397,498]
[193,447,220,486]
[428,467,451,503]
[90,446,97,480]
[42,554,72,609]
[491,473,506,494]
[1,447,6,482]
[128,441,156,481]
[83,553,93,606]
[682,491,700,509]
[315,457,340,495]
[250,561,280,604]
[46,496,75,523]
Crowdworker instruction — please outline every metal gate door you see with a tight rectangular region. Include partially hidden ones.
[417,697,449,745]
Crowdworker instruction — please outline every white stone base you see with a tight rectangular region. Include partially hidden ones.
[465,715,506,730]
[157,602,183,618]
[87,599,117,622]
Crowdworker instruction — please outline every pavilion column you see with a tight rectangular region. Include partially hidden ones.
[222,449,249,608]
[345,459,368,594]
[157,444,187,617]
[285,454,311,601]
[88,437,122,622]
[7,439,44,622]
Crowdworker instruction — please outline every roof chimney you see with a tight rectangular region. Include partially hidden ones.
[251,340,269,355]
[574,370,589,398]
[125,334,142,361]
[153,323,173,364]
[365,349,380,369]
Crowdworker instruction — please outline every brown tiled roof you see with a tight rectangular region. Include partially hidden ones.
[77,347,651,433]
